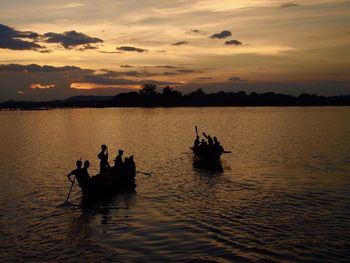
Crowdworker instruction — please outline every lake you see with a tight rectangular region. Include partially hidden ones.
[0,107,350,262]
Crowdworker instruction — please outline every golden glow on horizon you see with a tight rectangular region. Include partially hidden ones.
[70,83,139,90]
[0,0,349,100]
[30,84,55,89]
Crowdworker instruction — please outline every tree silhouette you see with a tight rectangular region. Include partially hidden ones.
[139,83,157,96]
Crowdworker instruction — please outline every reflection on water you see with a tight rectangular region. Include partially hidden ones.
[0,107,350,262]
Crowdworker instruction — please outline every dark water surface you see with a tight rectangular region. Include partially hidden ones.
[1,107,350,262]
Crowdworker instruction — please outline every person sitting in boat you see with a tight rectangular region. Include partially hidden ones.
[193,135,200,150]
[67,159,90,191]
[207,135,214,146]
[197,139,208,156]
[213,137,224,155]
[114,149,124,171]
[129,155,136,176]
[98,144,110,173]
[121,156,136,189]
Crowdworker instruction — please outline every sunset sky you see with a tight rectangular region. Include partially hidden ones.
[0,0,349,101]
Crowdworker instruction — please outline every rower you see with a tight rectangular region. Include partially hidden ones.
[193,135,200,148]
[67,159,90,190]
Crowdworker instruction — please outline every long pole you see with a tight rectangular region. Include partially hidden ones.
[65,177,75,204]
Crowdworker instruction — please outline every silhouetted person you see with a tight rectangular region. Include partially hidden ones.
[207,135,213,146]
[67,159,89,191]
[114,149,124,171]
[98,144,109,173]
[213,137,224,155]
[193,135,200,149]
[82,160,91,181]
[129,155,136,176]
[197,139,208,155]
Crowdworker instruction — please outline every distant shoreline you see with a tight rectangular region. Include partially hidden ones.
[1,87,350,109]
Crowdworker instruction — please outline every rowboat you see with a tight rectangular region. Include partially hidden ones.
[79,169,136,200]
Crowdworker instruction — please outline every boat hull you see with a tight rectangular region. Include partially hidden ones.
[80,172,136,200]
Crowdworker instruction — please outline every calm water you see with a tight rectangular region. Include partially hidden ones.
[0,107,350,262]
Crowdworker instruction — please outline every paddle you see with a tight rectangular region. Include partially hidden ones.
[136,171,151,176]
[195,126,198,136]
[202,132,208,139]
[63,177,75,205]
[223,151,232,154]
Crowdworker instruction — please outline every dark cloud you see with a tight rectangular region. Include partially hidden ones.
[99,50,121,54]
[143,65,184,69]
[43,31,103,49]
[38,50,53,54]
[210,30,232,39]
[100,69,155,78]
[162,72,180,76]
[225,40,242,46]
[78,44,99,51]
[0,64,82,72]
[116,46,148,53]
[228,76,244,82]
[172,41,188,46]
[81,74,177,86]
[161,69,200,75]
[0,23,43,50]
[197,77,213,80]
[177,69,198,74]
[120,64,133,68]
[280,3,299,8]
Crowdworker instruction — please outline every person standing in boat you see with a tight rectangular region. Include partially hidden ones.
[98,144,110,173]
[67,159,90,192]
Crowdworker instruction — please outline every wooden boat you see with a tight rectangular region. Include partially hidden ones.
[190,146,223,162]
[80,169,136,200]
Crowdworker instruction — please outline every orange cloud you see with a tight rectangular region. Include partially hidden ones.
[30,83,55,89]
[70,82,139,90]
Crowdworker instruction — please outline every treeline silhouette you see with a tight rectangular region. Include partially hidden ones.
[1,84,350,109]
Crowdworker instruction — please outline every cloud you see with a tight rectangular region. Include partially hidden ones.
[81,74,177,86]
[0,63,82,72]
[143,65,184,69]
[77,44,99,51]
[225,40,242,46]
[210,30,232,39]
[0,23,43,50]
[116,46,148,53]
[43,30,103,49]
[228,76,244,82]
[99,50,121,54]
[172,41,188,46]
[100,69,155,77]
[30,83,55,89]
[161,69,200,75]
[280,3,299,8]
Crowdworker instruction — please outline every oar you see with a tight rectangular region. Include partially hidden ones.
[137,171,151,176]
[224,151,232,154]
[202,132,208,139]
[63,177,75,205]
[195,126,198,136]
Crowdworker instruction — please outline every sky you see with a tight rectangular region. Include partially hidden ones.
[0,0,349,101]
